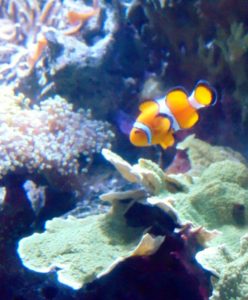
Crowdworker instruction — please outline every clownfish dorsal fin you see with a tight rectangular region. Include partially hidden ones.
[139,100,157,112]
[191,80,217,107]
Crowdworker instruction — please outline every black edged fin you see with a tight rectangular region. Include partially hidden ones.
[194,80,218,106]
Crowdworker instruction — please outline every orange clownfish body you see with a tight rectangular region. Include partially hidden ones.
[129,80,217,149]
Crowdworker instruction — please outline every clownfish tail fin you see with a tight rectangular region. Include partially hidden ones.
[189,80,217,109]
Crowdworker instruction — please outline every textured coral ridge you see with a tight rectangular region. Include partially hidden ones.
[0,86,113,177]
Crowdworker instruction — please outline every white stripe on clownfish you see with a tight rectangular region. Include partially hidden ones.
[156,97,181,131]
[133,121,152,145]
[188,92,205,109]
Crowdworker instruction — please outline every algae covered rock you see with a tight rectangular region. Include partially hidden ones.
[17,136,248,298]
[102,135,248,300]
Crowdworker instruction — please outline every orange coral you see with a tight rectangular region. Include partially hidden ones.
[30,0,100,66]
[28,33,48,69]
[65,0,100,35]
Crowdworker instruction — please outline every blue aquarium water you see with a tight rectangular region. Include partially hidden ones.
[0,0,248,299]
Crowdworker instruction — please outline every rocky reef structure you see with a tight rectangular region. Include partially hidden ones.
[99,135,248,300]
[1,1,248,299]
[0,0,127,121]
[18,137,215,299]
[0,0,100,84]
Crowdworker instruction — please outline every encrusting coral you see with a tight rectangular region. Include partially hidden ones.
[0,86,113,177]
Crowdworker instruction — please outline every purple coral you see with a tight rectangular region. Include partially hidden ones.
[0,90,113,177]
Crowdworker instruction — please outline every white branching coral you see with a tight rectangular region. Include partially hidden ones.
[0,87,113,177]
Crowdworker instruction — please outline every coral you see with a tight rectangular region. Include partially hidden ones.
[102,148,186,195]
[101,135,248,296]
[166,136,248,252]
[215,22,248,64]
[177,134,247,176]
[168,141,248,297]
[103,137,248,247]
[17,199,162,289]
[0,0,100,85]
[17,141,216,296]
[0,86,113,178]
[174,160,248,230]
[196,234,248,300]
[17,172,211,298]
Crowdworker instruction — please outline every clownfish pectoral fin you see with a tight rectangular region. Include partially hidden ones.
[159,131,175,149]
[138,101,157,112]
[191,80,217,107]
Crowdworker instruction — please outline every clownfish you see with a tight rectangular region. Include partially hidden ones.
[129,80,217,149]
